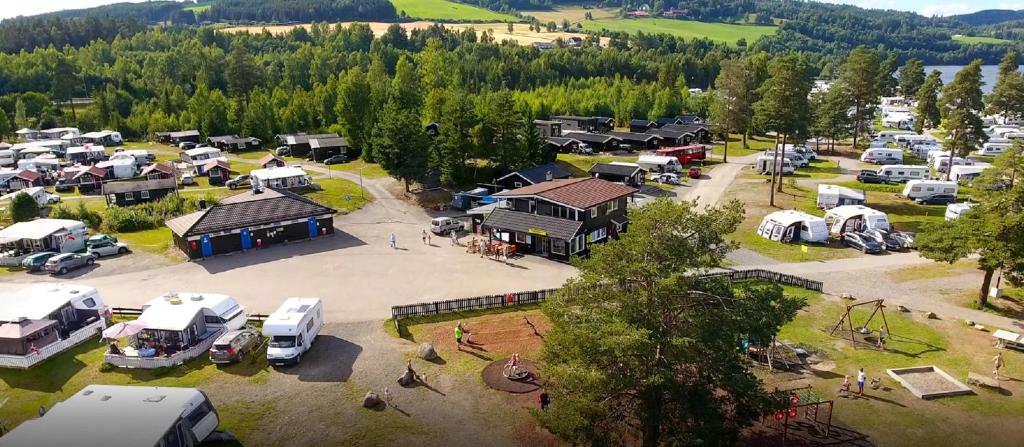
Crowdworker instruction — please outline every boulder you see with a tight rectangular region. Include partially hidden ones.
[926,311,937,319]
[398,369,417,387]
[417,343,438,360]
[897,305,910,312]
[965,320,975,326]
[363,391,381,408]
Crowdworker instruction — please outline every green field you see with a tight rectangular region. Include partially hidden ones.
[390,0,516,21]
[582,18,776,45]
[952,34,1012,45]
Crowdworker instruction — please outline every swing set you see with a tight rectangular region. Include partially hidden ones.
[829,299,891,349]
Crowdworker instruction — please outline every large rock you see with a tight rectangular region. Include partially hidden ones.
[417,343,438,360]
[398,369,416,387]
[362,391,381,408]
[926,311,938,319]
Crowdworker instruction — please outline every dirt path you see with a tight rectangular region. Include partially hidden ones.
[680,153,759,207]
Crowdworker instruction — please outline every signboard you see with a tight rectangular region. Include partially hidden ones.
[527,228,547,236]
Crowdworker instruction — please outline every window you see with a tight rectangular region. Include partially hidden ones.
[514,182,523,188]
[124,192,134,201]
[108,194,116,202]
[140,190,150,199]
[615,220,625,232]
[306,317,315,332]
[551,240,566,255]
[185,401,213,427]
[82,298,96,308]
[590,227,607,242]
[570,234,586,253]
[590,208,597,218]
[297,333,305,347]
[515,232,528,243]
[205,315,221,324]
[607,200,618,212]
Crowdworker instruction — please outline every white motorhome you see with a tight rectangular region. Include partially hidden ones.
[875,130,914,142]
[824,205,891,236]
[263,297,323,366]
[817,184,865,209]
[0,385,223,446]
[978,142,1012,156]
[933,156,975,173]
[756,210,828,243]
[902,180,958,199]
[636,155,682,173]
[877,165,930,183]
[16,157,60,173]
[860,148,903,165]
[0,149,13,167]
[755,155,795,175]
[950,164,990,183]
[945,202,976,220]
[764,149,809,167]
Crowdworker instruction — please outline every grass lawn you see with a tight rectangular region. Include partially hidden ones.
[710,134,770,158]
[523,7,618,22]
[117,227,179,261]
[390,0,516,21]
[327,159,389,179]
[582,18,776,45]
[953,34,1012,45]
[885,260,975,283]
[556,152,637,177]
[304,178,372,214]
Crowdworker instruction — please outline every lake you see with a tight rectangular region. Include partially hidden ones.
[924,65,1023,94]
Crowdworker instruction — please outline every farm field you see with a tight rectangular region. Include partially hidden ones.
[221,21,599,46]
[582,18,776,45]
[522,6,618,23]
[952,34,1012,45]
[391,0,516,21]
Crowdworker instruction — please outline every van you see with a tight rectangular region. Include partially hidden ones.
[877,165,929,183]
[978,142,1011,156]
[263,297,324,366]
[860,148,903,165]
[902,180,958,200]
[430,216,464,235]
[755,155,795,175]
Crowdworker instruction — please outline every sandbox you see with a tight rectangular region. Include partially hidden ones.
[886,366,974,399]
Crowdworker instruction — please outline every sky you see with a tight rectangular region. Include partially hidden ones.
[1,0,1023,20]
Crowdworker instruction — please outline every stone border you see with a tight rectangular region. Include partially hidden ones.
[886,365,974,399]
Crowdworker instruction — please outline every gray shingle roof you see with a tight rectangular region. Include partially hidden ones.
[589,163,642,177]
[309,137,348,149]
[498,162,571,185]
[165,188,335,237]
[482,208,583,241]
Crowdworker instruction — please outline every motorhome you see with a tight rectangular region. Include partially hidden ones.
[756,210,828,243]
[950,164,990,184]
[877,165,930,183]
[860,148,903,165]
[778,144,818,160]
[824,205,891,236]
[0,385,223,446]
[978,142,1012,156]
[875,130,914,142]
[817,184,866,209]
[636,155,682,173]
[764,149,809,167]
[0,284,105,368]
[263,297,323,366]
[933,156,975,173]
[755,155,795,175]
[945,202,976,220]
[902,180,958,200]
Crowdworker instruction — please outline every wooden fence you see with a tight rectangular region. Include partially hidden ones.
[111,308,270,321]
[0,319,106,369]
[103,328,225,369]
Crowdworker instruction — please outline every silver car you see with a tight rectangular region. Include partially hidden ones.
[87,241,130,258]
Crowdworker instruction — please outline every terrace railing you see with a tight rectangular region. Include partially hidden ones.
[103,328,225,369]
[0,319,107,369]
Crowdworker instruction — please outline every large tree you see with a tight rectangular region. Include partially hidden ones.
[898,58,926,98]
[433,89,477,185]
[9,192,38,223]
[709,58,755,163]
[811,82,852,154]
[754,53,811,203]
[335,68,373,153]
[985,51,1024,121]
[877,52,899,97]
[940,60,987,179]
[371,97,429,192]
[838,47,880,149]
[914,70,943,134]
[226,41,261,98]
[539,198,804,447]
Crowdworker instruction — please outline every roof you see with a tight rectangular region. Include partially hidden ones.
[207,135,241,143]
[824,205,887,220]
[258,153,284,166]
[165,188,335,237]
[497,162,571,185]
[594,116,614,125]
[646,128,691,139]
[675,115,703,124]
[0,187,46,202]
[564,132,619,144]
[493,177,637,210]
[482,208,583,241]
[80,130,119,139]
[551,115,595,122]
[309,137,348,149]
[141,292,243,328]
[589,163,642,177]
[285,133,339,145]
[66,145,105,155]
[169,130,200,138]
[655,117,682,126]
[0,319,58,339]
[95,158,134,169]
[546,137,577,147]
[0,219,85,241]
[0,284,99,322]
[73,166,107,180]
[817,184,865,201]
[661,124,707,133]
[607,131,660,143]
[102,178,177,195]
[762,210,825,226]
[202,159,231,171]
[183,147,222,157]
[14,170,40,182]
[15,128,37,134]
[263,297,321,331]
[533,120,561,125]
[0,385,205,447]
[141,162,175,176]
[250,166,309,181]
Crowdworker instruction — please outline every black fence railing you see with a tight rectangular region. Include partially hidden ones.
[111,307,270,322]
[696,269,824,292]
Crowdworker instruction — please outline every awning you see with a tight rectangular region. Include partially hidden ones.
[102,320,149,339]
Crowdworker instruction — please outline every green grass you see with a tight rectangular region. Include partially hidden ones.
[886,260,975,283]
[710,134,769,158]
[304,178,372,214]
[952,34,1012,45]
[327,159,388,179]
[582,18,776,45]
[118,227,177,261]
[390,0,516,21]
[556,153,637,178]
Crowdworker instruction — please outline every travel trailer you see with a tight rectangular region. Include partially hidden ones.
[876,165,930,183]
[901,180,958,200]
[978,142,1011,156]
[65,145,107,164]
[263,297,323,366]
[824,205,891,236]
[875,130,914,142]
[0,385,224,446]
[96,157,137,179]
[933,156,975,173]
[950,165,990,184]
[0,284,106,368]
[909,144,943,159]
[764,149,809,167]
[0,187,60,208]
[860,148,903,165]
[816,184,865,209]
[0,149,12,167]
[895,134,936,148]
[755,155,795,175]
[756,210,828,243]
[636,155,682,173]
[945,202,976,220]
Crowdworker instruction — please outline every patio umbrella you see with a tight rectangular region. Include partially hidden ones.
[102,320,148,339]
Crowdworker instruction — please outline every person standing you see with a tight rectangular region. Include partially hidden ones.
[857,368,866,397]
[421,230,427,245]
[994,351,1005,379]
[383,387,394,408]
[538,390,550,410]
[455,323,464,351]
[389,232,397,249]
[450,230,458,246]
[877,326,887,350]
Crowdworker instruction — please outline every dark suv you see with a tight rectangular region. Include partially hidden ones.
[209,329,261,364]
[857,170,886,184]
[842,232,884,254]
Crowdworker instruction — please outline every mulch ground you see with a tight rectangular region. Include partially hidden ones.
[482,357,542,393]
[426,313,551,357]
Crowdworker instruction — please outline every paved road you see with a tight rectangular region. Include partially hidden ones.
[680,153,759,208]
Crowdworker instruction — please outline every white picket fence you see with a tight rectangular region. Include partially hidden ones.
[103,329,224,369]
[0,319,106,369]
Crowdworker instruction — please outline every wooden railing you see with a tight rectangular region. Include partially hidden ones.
[0,319,106,369]
[103,328,224,369]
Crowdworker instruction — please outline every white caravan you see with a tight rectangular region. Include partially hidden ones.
[824,205,891,236]
[860,148,903,165]
[978,142,1012,156]
[636,155,682,173]
[765,149,809,167]
[902,180,958,199]
[263,297,323,366]
[945,202,976,220]
[816,184,865,209]
[950,164,990,183]
[933,156,975,173]
[755,155,795,175]
[875,130,914,142]
[926,149,950,165]
[909,144,942,159]
[876,165,930,183]
[756,210,828,243]
[0,149,13,167]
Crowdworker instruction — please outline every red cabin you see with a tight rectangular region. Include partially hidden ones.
[656,145,707,164]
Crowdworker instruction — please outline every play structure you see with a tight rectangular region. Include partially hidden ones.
[829,299,892,349]
[759,383,837,445]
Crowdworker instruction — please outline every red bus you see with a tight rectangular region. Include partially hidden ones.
[656,145,707,164]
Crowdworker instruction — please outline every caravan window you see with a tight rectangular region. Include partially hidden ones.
[270,336,296,348]
[185,400,213,427]
[205,315,220,324]
[306,318,315,332]
[82,298,96,308]
[912,186,921,192]
[160,423,185,447]
[943,187,955,193]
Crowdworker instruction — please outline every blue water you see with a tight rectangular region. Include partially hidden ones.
[924,65,1024,94]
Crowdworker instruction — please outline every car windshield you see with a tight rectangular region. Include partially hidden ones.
[269,336,296,348]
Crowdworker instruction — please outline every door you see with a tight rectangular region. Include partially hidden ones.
[200,235,213,257]
[240,228,252,250]
[307,217,318,238]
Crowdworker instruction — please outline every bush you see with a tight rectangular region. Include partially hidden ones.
[49,201,103,229]
[100,193,219,233]
[9,192,39,222]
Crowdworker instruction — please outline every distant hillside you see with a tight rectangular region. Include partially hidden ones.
[953,9,1024,27]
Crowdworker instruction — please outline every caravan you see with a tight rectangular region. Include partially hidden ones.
[817,184,865,209]
[950,165,990,183]
[756,211,828,243]
[755,155,795,175]
[902,180,958,200]
[945,202,976,220]
[909,144,942,159]
[875,130,914,142]
[877,165,930,183]
[636,155,682,173]
[933,156,975,173]
[824,205,890,236]
[860,148,903,165]
[765,149,809,167]
[263,297,323,366]
[978,142,1012,156]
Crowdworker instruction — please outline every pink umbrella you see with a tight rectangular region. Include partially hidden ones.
[102,320,148,339]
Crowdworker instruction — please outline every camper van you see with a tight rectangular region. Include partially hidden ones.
[902,180,958,200]
[877,165,930,183]
[0,385,223,446]
[755,155,795,175]
[978,142,1011,156]
[933,156,975,173]
[875,130,914,142]
[756,210,828,243]
[824,205,891,236]
[860,148,903,165]
[636,155,682,173]
[765,150,809,167]
[945,202,976,220]
[263,297,323,366]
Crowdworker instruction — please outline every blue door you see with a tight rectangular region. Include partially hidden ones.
[200,235,213,257]
[240,229,252,250]
[307,217,318,238]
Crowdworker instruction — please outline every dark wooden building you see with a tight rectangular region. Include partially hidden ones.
[6,170,43,191]
[141,162,177,180]
[207,135,261,151]
[308,136,348,162]
[257,154,287,169]
[589,163,646,187]
[482,178,636,261]
[629,119,657,133]
[202,160,231,185]
[551,116,600,133]
[74,166,107,193]
[661,124,712,143]
[156,130,201,145]
[564,132,621,152]
[495,162,571,190]
[102,177,178,207]
[165,188,336,259]
[594,117,615,133]
[645,128,694,146]
[606,131,661,151]
[279,133,340,159]
[545,137,579,153]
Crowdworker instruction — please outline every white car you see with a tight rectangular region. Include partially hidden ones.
[651,173,681,185]
[180,173,195,185]
[87,240,130,257]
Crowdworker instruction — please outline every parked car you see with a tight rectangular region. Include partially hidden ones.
[87,240,130,257]
[226,174,250,189]
[842,232,884,254]
[863,229,905,251]
[652,172,681,185]
[323,155,348,165]
[890,231,916,249]
[86,234,118,248]
[856,170,886,184]
[209,329,262,364]
[179,142,197,150]
[915,193,957,205]
[275,146,290,156]
[430,217,464,235]
[54,181,74,192]
[43,253,94,275]
[687,167,702,179]
[180,172,195,186]
[573,143,594,155]
[20,251,58,272]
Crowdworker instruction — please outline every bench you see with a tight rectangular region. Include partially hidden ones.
[967,372,1001,389]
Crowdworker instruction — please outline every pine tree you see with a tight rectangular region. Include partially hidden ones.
[876,53,899,97]
[838,47,880,148]
[811,82,852,154]
[434,89,477,185]
[391,55,422,110]
[242,88,275,142]
[754,53,811,203]
[371,98,429,192]
[709,58,755,163]
[985,51,1024,121]
[226,41,261,98]
[14,98,29,130]
[0,105,10,140]
[940,60,987,177]
[336,69,372,154]
[898,59,926,98]
[914,70,943,133]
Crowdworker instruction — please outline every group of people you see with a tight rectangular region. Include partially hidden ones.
[838,350,1009,399]
[421,229,459,247]
[107,337,182,358]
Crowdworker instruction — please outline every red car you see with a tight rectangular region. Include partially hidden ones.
[687,167,702,179]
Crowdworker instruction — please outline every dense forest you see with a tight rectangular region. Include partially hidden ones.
[198,0,397,23]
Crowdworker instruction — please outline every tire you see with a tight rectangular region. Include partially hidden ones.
[237,351,245,362]
[86,258,94,265]
[58,267,67,275]
[118,247,128,254]
[295,353,301,365]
